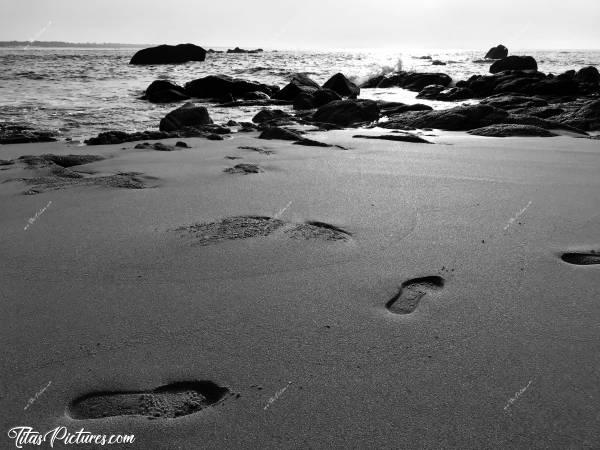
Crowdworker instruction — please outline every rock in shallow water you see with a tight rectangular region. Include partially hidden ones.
[159,103,213,132]
[143,80,189,103]
[490,56,538,73]
[484,44,509,60]
[313,100,380,127]
[130,44,206,65]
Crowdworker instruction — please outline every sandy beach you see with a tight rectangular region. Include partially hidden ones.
[1,129,599,448]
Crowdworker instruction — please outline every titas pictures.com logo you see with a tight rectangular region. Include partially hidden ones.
[7,426,135,448]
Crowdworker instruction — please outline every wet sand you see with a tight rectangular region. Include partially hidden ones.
[1,130,599,448]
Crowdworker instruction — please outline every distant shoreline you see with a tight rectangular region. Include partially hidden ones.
[0,41,150,48]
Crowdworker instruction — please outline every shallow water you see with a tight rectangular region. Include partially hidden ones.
[0,47,598,142]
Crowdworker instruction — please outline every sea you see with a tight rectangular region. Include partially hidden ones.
[1,47,598,142]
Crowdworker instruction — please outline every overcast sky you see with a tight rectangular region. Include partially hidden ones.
[1,0,599,50]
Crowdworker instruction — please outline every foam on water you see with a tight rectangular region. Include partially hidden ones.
[0,47,598,142]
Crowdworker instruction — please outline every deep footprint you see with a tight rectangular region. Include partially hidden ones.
[561,251,600,265]
[386,276,445,314]
[68,381,229,420]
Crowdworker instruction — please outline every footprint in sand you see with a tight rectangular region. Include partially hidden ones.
[561,251,600,266]
[68,381,230,420]
[178,216,351,245]
[386,276,445,315]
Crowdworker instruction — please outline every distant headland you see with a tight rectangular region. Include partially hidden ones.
[0,41,150,48]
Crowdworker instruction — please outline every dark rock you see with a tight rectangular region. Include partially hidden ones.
[416,56,432,60]
[207,134,225,140]
[227,47,264,54]
[382,104,509,131]
[175,141,190,148]
[363,71,452,92]
[555,99,600,131]
[481,95,549,110]
[490,56,538,74]
[258,127,304,141]
[293,138,332,147]
[353,134,432,144]
[468,124,557,137]
[575,66,600,85]
[252,109,293,123]
[159,103,213,132]
[431,60,446,66]
[378,102,433,116]
[274,73,321,101]
[130,44,206,65]
[313,100,380,127]
[322,73,360,98]
[485,45,508,60]
[417,85,474,101]
[0,123,56,144]
[511,106,564,119]
[293,89,342,110]
[224,163,263,174]
[143,80,189,103]
[242,91,270,100]
[134,142,178,151]
[184,74,274,99]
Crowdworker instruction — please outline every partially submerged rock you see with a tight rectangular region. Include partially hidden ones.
[273,73,320,101]
[143,80,189,103]
[313,99,380,127]
[184,74,275,99]
[361,71,452,92]
[353,134,432,144]
[322,73,360,98]
[130,44,206,65]
[490,56,538,73]
[159,103,213,132]
[0,123,56,144]
[485,44,508,60]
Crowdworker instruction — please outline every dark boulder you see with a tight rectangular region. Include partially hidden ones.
[143,80,189,103]
[159,103,213,132]
[485,45,508,60]
[364,71,452,92]
[185,74,274,99]
[481,95,549,110]
[556,99,600,131]
[0,123,56,144]
[378,102,432,116]
[490,56,538,73]
[574,66,600,85]
[130,44,206,65]
[258,127,304,141]
[252,109,293,123]
[382,104,509,131]
[274,73,321,101]
[468,124,557,137]
[417,85,474,101]
[242,91,270,100]
[313,100,380,127]
[431,60,447,66]
[322,73,360,98]
[293,89,342,110]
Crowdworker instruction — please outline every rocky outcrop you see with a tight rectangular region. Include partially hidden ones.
[159,103,213,132]
[227,47,263,54]
[554,99,600,131]
[490,56,538,73]
[0,124,56,144]
[184,74,275,99]
[381,104,509,131]
[274,73,321,101]
[417,85,474,101]
[361,71,452,92]
[484,45,508,60]
[456,68,598,98]
[468,124,557,137]
[130,44,206,65]
[293,89,342,110]
[575,66,600,85]
[258,127,304,141]
[313,99,380,126]
[322,73,360,98]
[431,60,446,66]
[252,109,293,124]
[143,80,190,103]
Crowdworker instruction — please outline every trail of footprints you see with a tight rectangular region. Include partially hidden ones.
[386,276,446,315]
